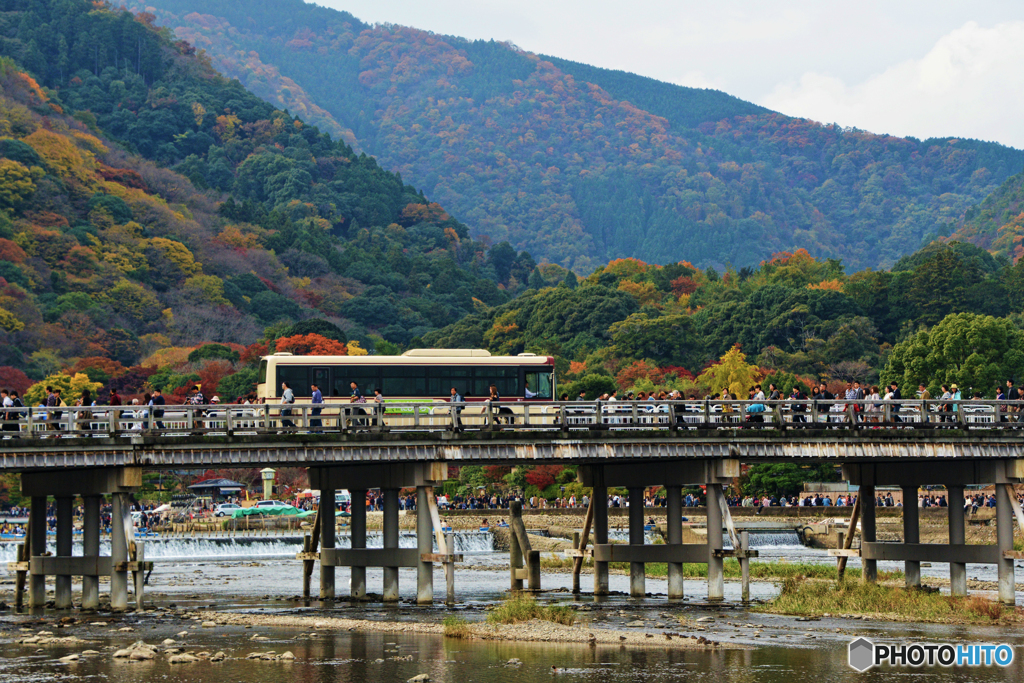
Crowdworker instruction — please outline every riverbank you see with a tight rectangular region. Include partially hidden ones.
[755,578,1024,624]
[194,609,741,649]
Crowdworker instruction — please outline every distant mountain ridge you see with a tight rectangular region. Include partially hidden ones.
[538,55,771,130]
[129,0,1024,271]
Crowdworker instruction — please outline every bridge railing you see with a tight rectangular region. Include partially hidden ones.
[0,398,1015,439]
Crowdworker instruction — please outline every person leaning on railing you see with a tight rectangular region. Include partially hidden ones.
[1,389,13,433]
[449,387,464,432]
[310,382,323,432]
[1008,379,1020,424]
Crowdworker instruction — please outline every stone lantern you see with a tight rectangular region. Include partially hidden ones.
[260,468,276,500]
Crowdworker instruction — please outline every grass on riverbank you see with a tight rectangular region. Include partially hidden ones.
[538,557,903,582]
[758,578,1022,624]
[442,615,471,638]
[486,594,576,626]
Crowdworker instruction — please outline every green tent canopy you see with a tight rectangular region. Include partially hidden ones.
[230,505,300,518]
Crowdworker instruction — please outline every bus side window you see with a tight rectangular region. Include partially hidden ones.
[278,365,311,398]
[335,369,382,396]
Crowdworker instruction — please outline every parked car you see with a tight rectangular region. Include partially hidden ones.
[214,503,241,517]
[254,500,288,508]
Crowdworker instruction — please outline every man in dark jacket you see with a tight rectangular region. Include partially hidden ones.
[890,382,902,422]
[151,388,166,430]
[1007,379,1020,426]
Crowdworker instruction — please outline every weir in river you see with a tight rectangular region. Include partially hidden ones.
[0,530,496,563]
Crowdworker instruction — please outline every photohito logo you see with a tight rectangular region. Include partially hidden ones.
[848,637,1014,671]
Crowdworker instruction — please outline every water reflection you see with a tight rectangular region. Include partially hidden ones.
[3,625,1022,682]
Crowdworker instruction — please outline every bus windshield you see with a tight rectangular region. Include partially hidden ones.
[525,371,553,399]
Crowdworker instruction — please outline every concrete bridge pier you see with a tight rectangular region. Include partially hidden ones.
[382,488,400,602]
[592,481,609,596]
[21,469,143,612]
[81,495,101,610]
[28,496,46,608]
[996,483,1016,605]
[320,486,336,600]
[628,487,645,598]
[706,483,725,602]
[843,460,1022,602]
[947,484,967,596]
[416,486,433,604]
[308,463,447,605]
[580,459,739,604]
[110,493,129,611]
[350,489,367,600]
[860,484,877,583]
[54,496,73,609]
[901,485,920,588]
[666,486,684,599]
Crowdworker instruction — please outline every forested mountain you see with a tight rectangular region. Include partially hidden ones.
[424,240,1024,400]
[0,0,538,391]
[127,0,1024,272]
[947,171,1024,261]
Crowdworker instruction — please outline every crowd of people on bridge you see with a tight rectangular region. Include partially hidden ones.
[6,374,1024,436]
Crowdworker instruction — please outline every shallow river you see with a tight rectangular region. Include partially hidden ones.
[2,533,1023,681]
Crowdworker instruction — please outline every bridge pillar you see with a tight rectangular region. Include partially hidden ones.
[592,482,609,596]
[947,485,967,595]
[666,486,683,599]
[901,485,920,588]
[628,487,645,598]
[110,493,129,610]
[706,484,724,602]
[320,487,336,600]
[54,496,73,609]
[860,485,877,583]
[81,495,101,610]
[382,488,400,602]
[996,483,1016,605]
[29,496,46,608]
[416,486,433,604]
[350,489,367,600]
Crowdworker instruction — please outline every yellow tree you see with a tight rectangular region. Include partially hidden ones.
[346,340,368,356]
[0,158,42,208]
[697,344,761,397]
[24,373,102,405]
[0,307,24,332]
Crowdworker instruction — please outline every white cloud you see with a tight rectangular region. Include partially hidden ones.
[762,21,1024,147]
[669,70,723,91]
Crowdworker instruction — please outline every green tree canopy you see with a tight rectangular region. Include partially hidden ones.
[880,312,1024,397]
[187,343,240,364]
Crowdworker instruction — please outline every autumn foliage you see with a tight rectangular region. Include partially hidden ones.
[524,465,564,491]
[0,366,32,394]
[274,333,348,355]
[615,360,665,391]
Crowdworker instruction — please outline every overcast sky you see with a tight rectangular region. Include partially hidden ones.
[314,0,1024,149]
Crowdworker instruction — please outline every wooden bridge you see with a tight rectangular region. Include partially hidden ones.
[3,399,1023,611]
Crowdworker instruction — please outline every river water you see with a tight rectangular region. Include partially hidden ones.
[1,531,1022,681]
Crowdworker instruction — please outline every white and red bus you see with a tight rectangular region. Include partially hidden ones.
[256,349,555,404]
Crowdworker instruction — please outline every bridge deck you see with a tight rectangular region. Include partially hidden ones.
[1,400,1022,471]
[1,425,1022,470]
